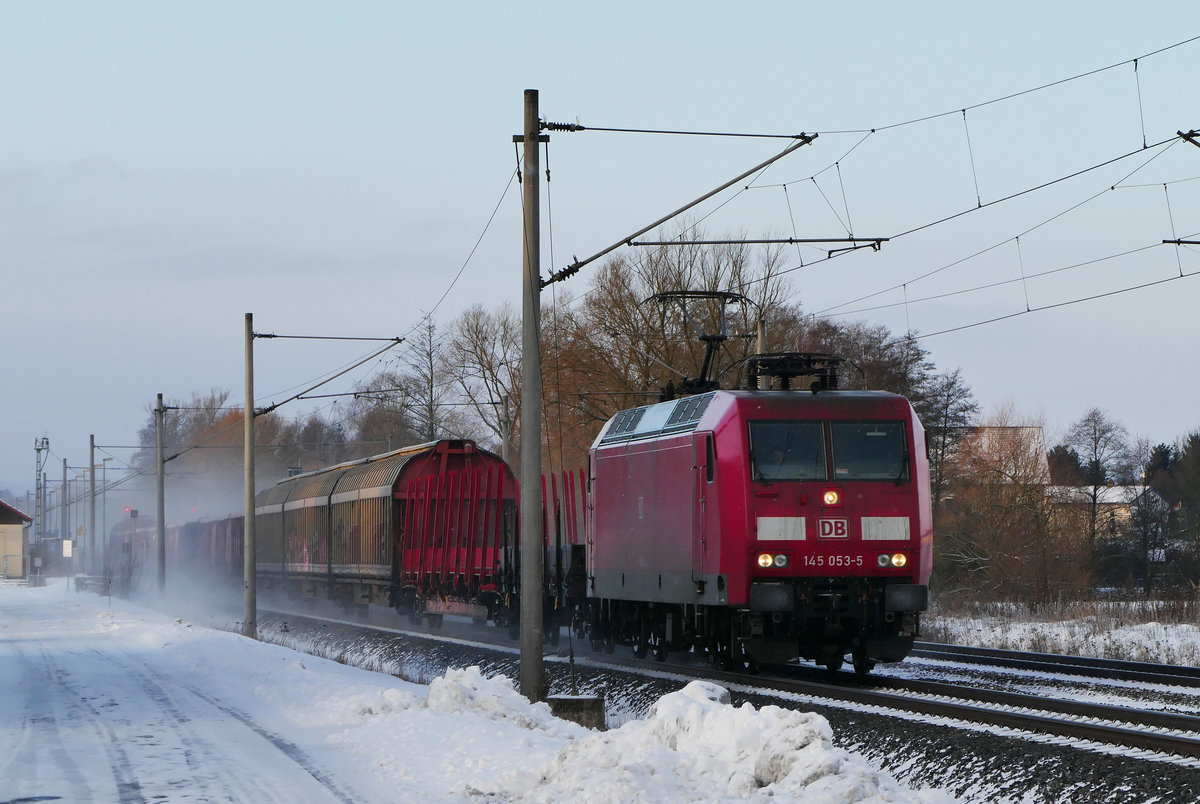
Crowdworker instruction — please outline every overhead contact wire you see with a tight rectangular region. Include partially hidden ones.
[814,136,1181,315]
[817,34,1200,135]
[918,270,1200,340]
[825,242,1164,317]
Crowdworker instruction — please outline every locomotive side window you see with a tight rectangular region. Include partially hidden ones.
[830,422,908,481]
[749,422,827,481]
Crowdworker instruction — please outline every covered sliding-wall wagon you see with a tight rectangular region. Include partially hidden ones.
[254,439,519,616]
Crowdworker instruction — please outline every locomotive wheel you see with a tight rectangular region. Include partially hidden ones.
[632,635,649,660]
[852,648,876,676]
[818,642,845,673]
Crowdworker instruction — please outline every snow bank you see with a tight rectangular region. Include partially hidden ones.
[484,681,954,803]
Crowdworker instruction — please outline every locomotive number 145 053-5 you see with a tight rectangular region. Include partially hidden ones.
[802,555,865,568]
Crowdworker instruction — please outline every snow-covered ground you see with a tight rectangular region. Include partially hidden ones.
[0,579,954,803]
[926,604,1200,666]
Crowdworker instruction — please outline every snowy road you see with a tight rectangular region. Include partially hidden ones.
[1,589,361,803]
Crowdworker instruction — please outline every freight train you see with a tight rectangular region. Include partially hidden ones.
[109,353,932,674]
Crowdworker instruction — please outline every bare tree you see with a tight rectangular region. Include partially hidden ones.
[939,406,1090,607]
[135,390,288,520]
[1065,408,1131,550]
[445,302,521,451]
[1123,436,1173,596]
[340,372,421,455]
[915,368,979,515]
[399,319,471,441]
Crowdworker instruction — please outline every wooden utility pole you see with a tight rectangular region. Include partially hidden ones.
[519,89,545,702]
[62,458,68,551]
[89,435,96,575]
[155,393,166,597]
[243,313,257,638]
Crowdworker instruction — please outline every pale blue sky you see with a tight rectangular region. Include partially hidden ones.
[3,2,1197,501]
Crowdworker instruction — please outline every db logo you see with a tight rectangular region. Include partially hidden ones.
[818,519,848,538]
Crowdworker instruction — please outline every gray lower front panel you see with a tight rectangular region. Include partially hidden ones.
[749,582,795,612]
[884,583,929,612]
[591,569,728,606]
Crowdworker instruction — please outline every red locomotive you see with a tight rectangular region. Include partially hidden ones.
[586,353,932,673]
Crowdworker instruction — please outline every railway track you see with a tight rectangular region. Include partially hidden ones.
[260,606,1200,764]
[910,641,1200,687]
[756,663,1200,760]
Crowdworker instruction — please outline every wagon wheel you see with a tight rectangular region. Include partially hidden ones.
[733,643,759,675]
[631,615,651,659]
[712,642,758,673]
[708,640,733,670]
[495,606,520,640]
[650,626,669,662]
[405,597,425,627]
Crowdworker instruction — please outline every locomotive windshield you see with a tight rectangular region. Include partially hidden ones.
[749,422,827,481]
[831,422,909,481]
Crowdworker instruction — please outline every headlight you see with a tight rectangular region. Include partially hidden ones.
[891,552,908,568]
[877,552,909,568]
[757,553,790,569]
[822,489,841,506]
[876,553,891,568]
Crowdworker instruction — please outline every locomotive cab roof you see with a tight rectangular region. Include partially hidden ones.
[592,387,911,449]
